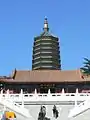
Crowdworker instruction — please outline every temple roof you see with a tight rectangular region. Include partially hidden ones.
[40,31,53,37]
[40,31,58,38]
[0,69,88,83]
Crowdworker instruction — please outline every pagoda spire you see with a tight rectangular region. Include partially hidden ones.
[43,17,49,32]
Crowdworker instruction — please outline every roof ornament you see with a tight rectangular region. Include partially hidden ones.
[43,17,49,32]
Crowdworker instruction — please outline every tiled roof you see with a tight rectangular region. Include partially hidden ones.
[40,31,57,38]
[0,69,87,83]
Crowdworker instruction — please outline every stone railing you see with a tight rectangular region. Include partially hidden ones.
[0,89,90,103]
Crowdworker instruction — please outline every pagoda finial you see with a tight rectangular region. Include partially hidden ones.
[43,17,49,32]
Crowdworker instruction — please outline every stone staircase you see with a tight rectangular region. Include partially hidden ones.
[26,105,62,120]
[0,98,32,119]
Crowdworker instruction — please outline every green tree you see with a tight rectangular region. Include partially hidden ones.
[80,58,90,75]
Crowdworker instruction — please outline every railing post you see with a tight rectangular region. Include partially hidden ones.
[20,89,24,107]
[75,88,79,106]
[48,89,52,99]
[6,89,9,99]
[0,90,3,99]
[34,89,38,100]
[61,88,65,96]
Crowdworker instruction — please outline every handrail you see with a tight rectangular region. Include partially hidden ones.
[0,98,32,119]
[1,92,90,96]
[68,100,90,118]
[0,92,90,102]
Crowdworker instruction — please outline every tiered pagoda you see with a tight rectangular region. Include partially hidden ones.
[32,18,61,70]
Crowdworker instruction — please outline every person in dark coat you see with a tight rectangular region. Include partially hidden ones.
[38,106,46,120]
[52,105,59,118]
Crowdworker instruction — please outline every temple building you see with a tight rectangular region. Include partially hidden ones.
[0,18,90,94]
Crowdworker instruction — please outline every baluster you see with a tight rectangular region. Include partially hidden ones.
[0,90,3,99]
[61,88,65,96]
[20,89,24,107]
[34,89,38,100]
[75,88,79,106]
[6,89,9,99]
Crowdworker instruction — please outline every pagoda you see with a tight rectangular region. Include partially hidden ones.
[32,18,61,70]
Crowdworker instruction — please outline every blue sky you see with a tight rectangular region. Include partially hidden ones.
[0,0,90,75]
